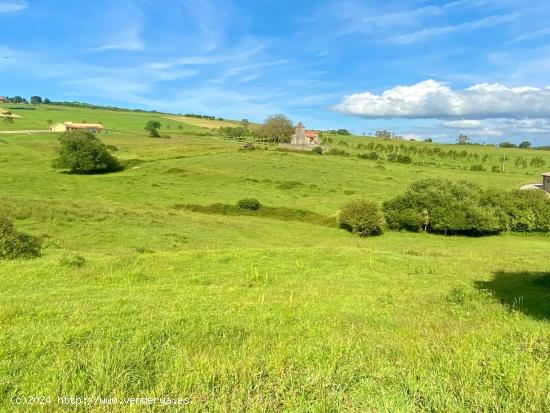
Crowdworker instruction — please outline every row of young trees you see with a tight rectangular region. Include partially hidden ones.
[319,139,547,170]
[1,96,50,104]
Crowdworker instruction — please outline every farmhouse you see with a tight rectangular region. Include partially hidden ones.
[543,172,550,193]
[50,122,103,133]
[290,122,320,146]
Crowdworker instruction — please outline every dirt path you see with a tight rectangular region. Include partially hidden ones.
[0,129,51,134]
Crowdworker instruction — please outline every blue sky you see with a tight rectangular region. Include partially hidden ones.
[1,0,550,145]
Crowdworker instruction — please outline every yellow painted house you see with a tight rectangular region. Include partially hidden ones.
[50,122,104,133]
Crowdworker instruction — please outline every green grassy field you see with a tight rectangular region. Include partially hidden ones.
[0,105,549,412]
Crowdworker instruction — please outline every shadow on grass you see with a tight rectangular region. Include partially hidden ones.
[476,271,550,321]
[57,159,147,175]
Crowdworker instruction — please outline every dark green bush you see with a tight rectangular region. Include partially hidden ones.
[327,148,350,156]
[311,146,323,155]
[236,198,261,210]
[0,217,42,259]
[383,179,506,235]
[357,152,379,160]
[482,189,550,232]
[470,164,486,171]
[387,153,413,163]
[52,131,120,174]
[338,199,385,237]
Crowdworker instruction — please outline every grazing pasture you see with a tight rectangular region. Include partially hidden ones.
[0,105,549,412]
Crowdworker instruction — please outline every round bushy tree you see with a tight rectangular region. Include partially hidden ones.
[144,120,161,137]
[52,131,119,174]
[236,198,261,211]
[254,114,294,143]
[338,199,385,237]
[0,217,42,259]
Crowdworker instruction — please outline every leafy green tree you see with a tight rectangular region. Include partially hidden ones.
[52,131,119,174]
[338,199,385,237]
[499,141,517,148]
[456,134,470,145]
[30,96,43,105]
[144,120,161,137]
[518,140,531,149]
[255,114,294,143]
[240,119,249,127]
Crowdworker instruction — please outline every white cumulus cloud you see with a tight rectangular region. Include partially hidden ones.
[335,79,550,119]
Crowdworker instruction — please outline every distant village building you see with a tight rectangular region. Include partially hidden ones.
[543,172,550,193]
[50,122,104,133]
[290,122,320,146]
[0,96,5,103]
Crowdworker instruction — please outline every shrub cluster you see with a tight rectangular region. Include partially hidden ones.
[387,153,412,164]
[338,199,385,237]
[326,148,350,156]
[0,217,42,259]
[218,126,249,138]
[236,198,261,211]
[52,131,120,174]
[482,189,550,232]
[383,179,550,235]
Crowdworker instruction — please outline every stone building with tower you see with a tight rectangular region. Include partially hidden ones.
[290,122,320,146]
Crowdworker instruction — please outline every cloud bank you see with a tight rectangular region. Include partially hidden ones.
[335,80,550,119]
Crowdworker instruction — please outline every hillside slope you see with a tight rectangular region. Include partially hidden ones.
[0,105,549,412]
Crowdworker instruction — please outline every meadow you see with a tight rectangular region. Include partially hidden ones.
[0,104,549,412]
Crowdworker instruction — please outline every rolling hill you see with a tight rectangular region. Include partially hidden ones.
[0,103,549,412]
